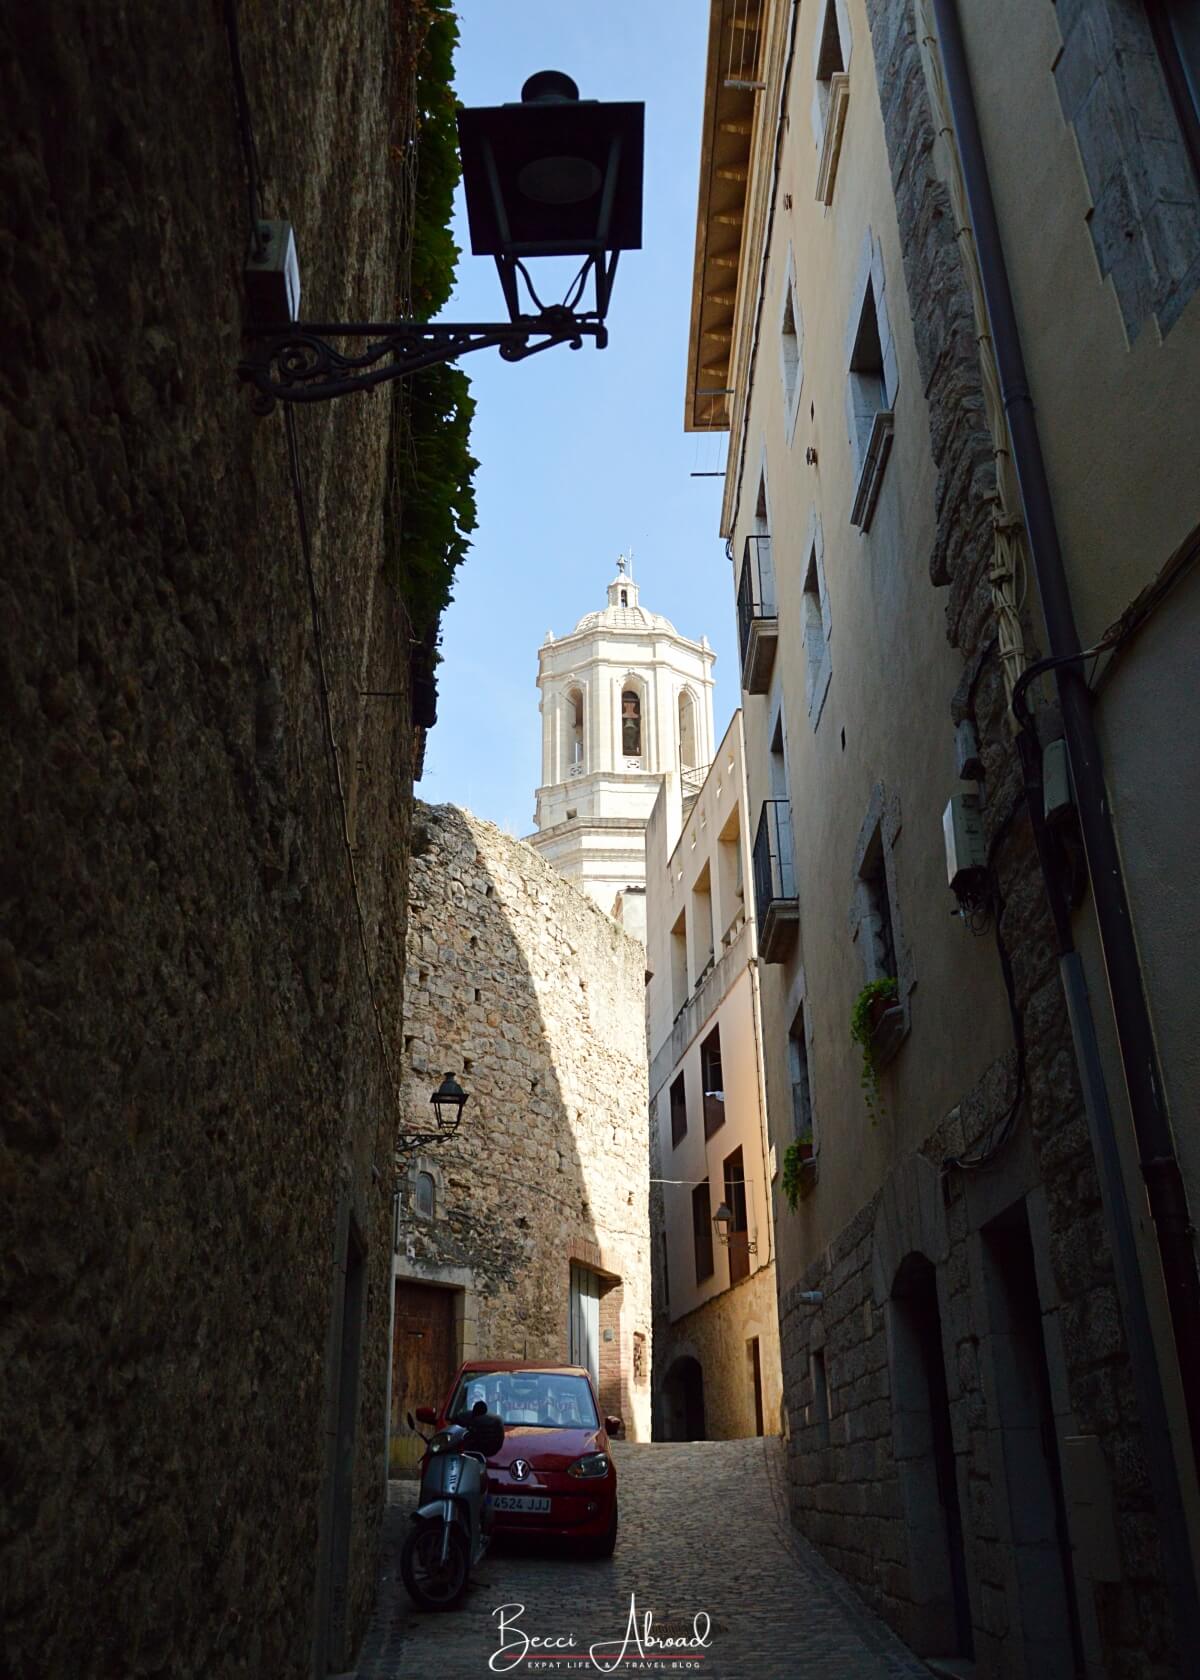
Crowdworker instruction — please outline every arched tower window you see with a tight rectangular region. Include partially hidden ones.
[622,688,642,757]
[414,1171,435,1219]
[620,588,628,606]
[566,687,585,772]
[678,689,698,772]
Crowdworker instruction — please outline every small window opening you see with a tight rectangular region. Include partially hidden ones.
[567,687,585,771]
[816,0,845,81]
[670,1072,688,1148]
[861,834,897,979]
[701,1025,725,1138]
[788,1006,813,1144]
[692,1178,714,1283]
[850,279,887,461]
[781,281,801,417]
[803,546,828,700]
[414,1171,435,1219]
[810,1347,831,1443]
[671,911,689,1017]
[622,688,642,757]
[620,588,628,606]
[678,689,698,773]
[723,1145,750,1285]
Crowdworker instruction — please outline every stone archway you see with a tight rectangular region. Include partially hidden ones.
[661,1355,707,1441]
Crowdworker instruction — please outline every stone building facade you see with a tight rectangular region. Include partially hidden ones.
[685,2,1200,1677]
[645,712,783,1443]
[0,5,436,1676]
[529,564,716,934]
[390,803,652,1467]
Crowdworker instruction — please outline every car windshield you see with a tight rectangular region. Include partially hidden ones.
[448,1371,599,1429]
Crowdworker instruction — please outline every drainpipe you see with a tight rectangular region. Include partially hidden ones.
[929,0,1200,1644]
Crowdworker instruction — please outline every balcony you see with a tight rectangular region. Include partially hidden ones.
[753,800,799,963]
[736,535,777,694]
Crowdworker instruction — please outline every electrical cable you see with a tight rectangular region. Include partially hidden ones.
[222,0,267,257]
[283,399,404,1128]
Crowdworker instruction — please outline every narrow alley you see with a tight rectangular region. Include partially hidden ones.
[351,1439,931,1680]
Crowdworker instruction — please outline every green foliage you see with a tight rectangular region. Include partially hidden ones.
[409,4,463,318]
[399,361,478,634]
[395,1,478,642]
[781,1139,812,1214]
[849,977,899,1122]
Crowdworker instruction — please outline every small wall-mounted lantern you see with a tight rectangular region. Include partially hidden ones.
[430,1072,469,1135]
[713,1200,757,1254]
[238,71,644,411]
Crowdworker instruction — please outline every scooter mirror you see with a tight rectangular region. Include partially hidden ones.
[406,1411,417,1430]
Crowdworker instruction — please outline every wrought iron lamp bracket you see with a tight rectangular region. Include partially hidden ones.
[239,307,606,413]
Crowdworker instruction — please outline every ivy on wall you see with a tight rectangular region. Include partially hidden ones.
[393,0,478,648]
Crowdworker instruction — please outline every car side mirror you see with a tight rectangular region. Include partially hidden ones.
[415,1405,438,1426]
[605,1414,623,1437]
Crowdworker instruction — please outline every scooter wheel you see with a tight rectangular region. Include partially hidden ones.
[401,1523,470,1610]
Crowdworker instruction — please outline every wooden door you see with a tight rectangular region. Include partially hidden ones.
[390,1281,457,1476]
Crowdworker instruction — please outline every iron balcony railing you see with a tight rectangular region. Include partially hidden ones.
[753,799,797,927]
[736,535,776,672]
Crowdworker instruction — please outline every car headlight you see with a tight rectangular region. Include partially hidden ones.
[567,1452,610,1479]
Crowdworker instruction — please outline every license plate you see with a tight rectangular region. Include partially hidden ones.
[491,1494,551,1512]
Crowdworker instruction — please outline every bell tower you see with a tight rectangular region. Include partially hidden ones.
[528,559,716,935]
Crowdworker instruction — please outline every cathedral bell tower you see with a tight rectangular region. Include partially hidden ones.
[528,558,716,936]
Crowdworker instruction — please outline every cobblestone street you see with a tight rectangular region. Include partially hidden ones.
[350,1437,930,1680]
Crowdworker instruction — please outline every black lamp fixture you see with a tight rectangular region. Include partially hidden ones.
[430,1071,469,1134]
[712,1200,757,1254]
[239,72,644,411]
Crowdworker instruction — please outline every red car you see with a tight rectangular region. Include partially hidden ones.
[416,1361,620,1556]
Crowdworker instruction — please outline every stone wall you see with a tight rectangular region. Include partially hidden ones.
[765,4,1175,1675]
[655,1263,785,1442]
[1,5,418,1675]
[396,804,652,1441]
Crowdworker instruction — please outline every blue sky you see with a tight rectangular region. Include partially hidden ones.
[421,0,737,834]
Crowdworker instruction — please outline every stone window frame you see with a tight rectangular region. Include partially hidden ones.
[810,0,853,204]
[677,682,702,774]
[801,506,833,729]
[618,670,649,768]
[563,676,588,779]
[778,245,805,445]
[405,1155,446,1224]
[1053,0,1200,339]
[844,230,898,531]
[783,961,821,1198]
[847,782,914,1062]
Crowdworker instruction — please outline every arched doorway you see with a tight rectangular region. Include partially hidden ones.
[661,1355,707,1441]
[889,1252,973,1659]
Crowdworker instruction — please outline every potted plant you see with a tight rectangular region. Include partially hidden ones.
[781,1133,815,1212]
[850,976,899,1121]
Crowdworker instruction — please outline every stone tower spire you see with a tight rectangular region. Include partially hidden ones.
[528,566,716,937]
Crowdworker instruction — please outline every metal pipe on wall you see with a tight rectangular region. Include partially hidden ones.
[929,0,1200,1647]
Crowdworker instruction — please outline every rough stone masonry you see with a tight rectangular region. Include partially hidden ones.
[397,804,653,1442]
[0,5,421,1675]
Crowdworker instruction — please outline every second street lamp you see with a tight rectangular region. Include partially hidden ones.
[239,71,644,411]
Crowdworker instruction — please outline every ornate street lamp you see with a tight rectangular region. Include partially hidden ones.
[395,1071,470,1157]
[430,1071,469,1135]
[239,72,643,411]
[712,1199,757,1254]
